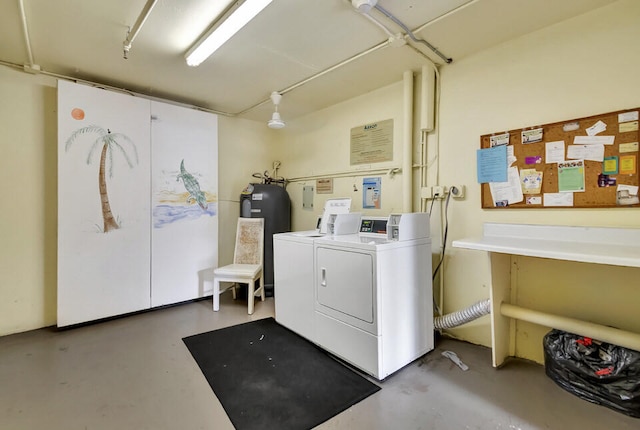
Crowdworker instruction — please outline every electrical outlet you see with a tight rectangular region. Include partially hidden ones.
[432,185,445,199]
[450,185,465,199]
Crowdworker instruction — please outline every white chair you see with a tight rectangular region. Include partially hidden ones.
[212,217,265,314]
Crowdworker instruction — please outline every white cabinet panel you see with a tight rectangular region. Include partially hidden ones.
[273,235,315,340]
[150,101,218,306]
[57,81,151,326]
[57,82,219,326]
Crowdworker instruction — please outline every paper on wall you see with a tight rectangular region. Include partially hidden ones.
[617,184,640,206]
[519,169,543,194]
[544,192,574,207]
[586,120,607,136]
[618,111,639,123]
[566,144,605,162]
[618,184,639,196]
[620,155,637,175]
[521,128,543,144]
[558,160,585,193]
[507,145,517,166]
[619,142,639,153]
[477,144,508,183]
[489,166,523,206]
[490,132,510,147]
[545,140,565,164]
[574,135,615,145]
[619,121,638,133]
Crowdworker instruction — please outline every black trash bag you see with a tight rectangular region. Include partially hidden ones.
[543,329,640,418]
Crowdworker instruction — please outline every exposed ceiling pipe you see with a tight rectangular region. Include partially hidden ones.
[18,0,40,73]
[412,0,480,35]
[351,1,404,46]
[9,0,421,121]
[361,12,407,47]
[123,0,158,59]
[234,39,391,116]
[0,58,233,118]
[361,11,394,38]
[373,3,452,64]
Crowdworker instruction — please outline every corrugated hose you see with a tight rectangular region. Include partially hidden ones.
[434,298,491,330]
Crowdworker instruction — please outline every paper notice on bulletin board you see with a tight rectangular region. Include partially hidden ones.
[350,119,393,165]
[558,160,586,192]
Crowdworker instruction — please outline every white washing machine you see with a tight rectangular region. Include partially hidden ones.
[313,214,433,380]
[273,231,318,341]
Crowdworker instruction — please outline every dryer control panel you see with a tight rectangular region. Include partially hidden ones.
[359,217,388,235]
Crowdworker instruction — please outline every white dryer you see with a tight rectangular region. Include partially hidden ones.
[313,213,433,380]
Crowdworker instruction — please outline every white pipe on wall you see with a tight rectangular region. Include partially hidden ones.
[501,302,640,353]
[287,166,401,182]
[420,65,435,132]
[237,41,391,116]
[123,0,158,58]
[18,0,35,66]
[403,70,413,212]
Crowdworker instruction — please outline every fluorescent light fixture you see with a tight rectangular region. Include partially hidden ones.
[185,0,272,67]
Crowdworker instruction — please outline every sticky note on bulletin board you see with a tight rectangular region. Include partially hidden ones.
[479,108,640,209]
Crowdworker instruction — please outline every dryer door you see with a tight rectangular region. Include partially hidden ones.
[316,246,375,325]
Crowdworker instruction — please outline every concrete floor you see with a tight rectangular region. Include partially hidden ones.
[1,296,637,430]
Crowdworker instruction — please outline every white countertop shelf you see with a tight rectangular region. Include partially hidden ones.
[452,222,640,367]
[452,223,640,268]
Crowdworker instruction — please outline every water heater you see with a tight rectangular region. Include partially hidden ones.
[240,183,291,296]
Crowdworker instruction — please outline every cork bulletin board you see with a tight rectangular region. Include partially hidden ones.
[480,108,639,209]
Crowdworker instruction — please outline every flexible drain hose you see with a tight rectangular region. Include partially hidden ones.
[434,298,491,330]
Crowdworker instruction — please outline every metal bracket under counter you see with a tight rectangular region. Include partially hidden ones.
[452,223,640,367]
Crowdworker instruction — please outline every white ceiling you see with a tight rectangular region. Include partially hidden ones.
[1,0,617,123]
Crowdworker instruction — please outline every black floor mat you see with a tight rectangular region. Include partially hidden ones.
[183,317,380,430]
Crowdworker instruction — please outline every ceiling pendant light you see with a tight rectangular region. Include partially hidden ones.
[268,91,285,129]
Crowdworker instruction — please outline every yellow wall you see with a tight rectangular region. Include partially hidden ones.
[437,0,640,361]
[273,81,409,231]
[0,66,275,336]
[0,67,58,334]
[274,0,640,362]
[2,0,639,365]
[217,116,278,266]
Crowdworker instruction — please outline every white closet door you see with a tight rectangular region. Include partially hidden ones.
[150,101,218,307]
[57,81,151,327]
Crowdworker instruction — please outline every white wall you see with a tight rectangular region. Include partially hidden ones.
[0,66,273,336]
[436,0,640,360]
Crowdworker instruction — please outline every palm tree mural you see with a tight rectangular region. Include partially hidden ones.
[65,125,138,233]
